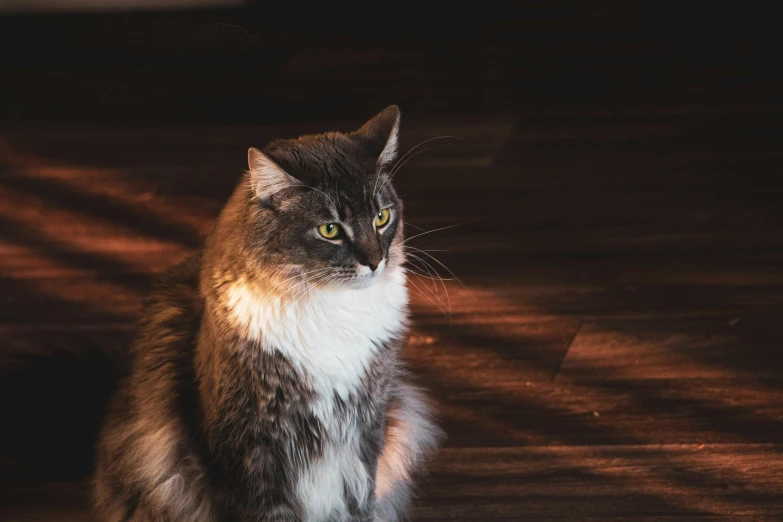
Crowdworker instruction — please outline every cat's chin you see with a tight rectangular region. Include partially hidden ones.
[342,274,381,290]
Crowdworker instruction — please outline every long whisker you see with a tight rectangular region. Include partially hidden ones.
[404,221,427,232]
[405,256,443,301]
[406,275,447,315]
[405,253,447,295]
[322,274,343,294]
[371,162,385,201]
[405,284,445,314]
[404,265,454,281]
[375,136,469,197]
[298,184,338,208]
[287,272,335,308]
[261,267,333,304]
[404,246,467,289]
[405,251,452,322]
[377,145,449,195]
[272,269,335,307]
[389,144,448,179]
[401,219,477,245]
[404,252,449,310]
[389,136,468,177]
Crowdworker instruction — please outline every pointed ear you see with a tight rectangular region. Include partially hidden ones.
[248,147,301,204]
[355,105,401,167]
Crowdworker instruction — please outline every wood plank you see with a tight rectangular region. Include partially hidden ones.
[415,519,774,521]
[427,380,783,448]
[0,276,145,324]
[0,328,130,481]
[0,482,93,522]
[3,327,782,461]
[417,445,783,518]
[408,305,579,382]
[557,317,783,381]
[4,445,782,521]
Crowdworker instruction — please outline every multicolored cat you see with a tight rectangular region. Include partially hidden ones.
[93,106,442,522]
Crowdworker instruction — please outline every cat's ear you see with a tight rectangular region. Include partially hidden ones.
[355,105,401,167]
[248,147,301,204]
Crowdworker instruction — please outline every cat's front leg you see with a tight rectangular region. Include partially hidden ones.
[213,438,302,522]
[373,381,442,522]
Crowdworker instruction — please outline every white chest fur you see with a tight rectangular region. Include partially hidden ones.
[224,266,408,401]
[223,267,408,520]
[295,419,371,521]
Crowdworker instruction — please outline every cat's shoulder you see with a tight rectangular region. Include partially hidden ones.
[137,254,203,340]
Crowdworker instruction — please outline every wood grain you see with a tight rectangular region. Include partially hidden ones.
[419,445,783,518]
[558,318,783,381]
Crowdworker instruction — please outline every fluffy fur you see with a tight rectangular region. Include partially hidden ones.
[93,106,441,522]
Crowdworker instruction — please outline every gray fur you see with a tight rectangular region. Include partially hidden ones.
[93,106,442,522]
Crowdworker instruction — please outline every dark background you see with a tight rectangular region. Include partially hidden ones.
[1,1,782,520]
[1,2,781,124]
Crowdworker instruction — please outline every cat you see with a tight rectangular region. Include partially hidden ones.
[93,106,442,522]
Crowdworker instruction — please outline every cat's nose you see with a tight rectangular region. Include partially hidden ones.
[357,256,384,276]
[354,231,384,273]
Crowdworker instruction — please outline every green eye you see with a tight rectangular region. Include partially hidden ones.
[374,208,390,228]
[318,223,340,239]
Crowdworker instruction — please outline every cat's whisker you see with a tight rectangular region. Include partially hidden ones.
[403,221,426,232]
[401,219,477,245]
[287,272,336,309]
[403,253,447,303]
[404,246,468,293]
[403,251,454,278]
[298,184,338,209]
[404,254,445,298]
[375,136,469,198]
[406,272,447,314]
[291,270,343,307]
[321,274,343,294]
[386,136,467,178]
[260,267,334,304]
[377,145,448,196]
[404,266,453,282]
[388,144,447,179]
[271,269,337,307]
[404,252,452,321]
[405,284,444,314]
[406,273,442,310]
[371,163,385,201]
[406,274,448,316]
[406,245,474,308]
[405,258,449,285]
[375,136,452,198]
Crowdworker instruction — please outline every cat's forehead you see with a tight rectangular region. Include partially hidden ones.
[266,132,389,210]
[267,133,375,184]
[314,168,394,220]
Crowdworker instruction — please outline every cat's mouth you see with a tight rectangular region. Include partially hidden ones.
[309,260,388,291]
[357,258,386,278]
[340,259,387,290]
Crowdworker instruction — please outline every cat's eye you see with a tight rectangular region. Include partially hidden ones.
[318,223,340,239]
[374,209,390,228]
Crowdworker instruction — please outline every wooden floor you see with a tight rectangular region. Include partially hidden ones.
[1,4,783,521]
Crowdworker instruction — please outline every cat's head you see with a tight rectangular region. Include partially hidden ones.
[214,106,405,293]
